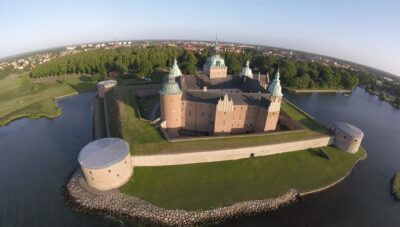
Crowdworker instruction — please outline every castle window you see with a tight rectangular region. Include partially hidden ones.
[189,111,192,116]
[201,112,204,117]
[354,139,358,142]
[108,170,111,173]
[89,171,92,174]
[344,135,347,139]
[250,123,253,126]
[223,120,226,126]
[117,174,119,177]
[209,113,211,118]
[239,116,242,120]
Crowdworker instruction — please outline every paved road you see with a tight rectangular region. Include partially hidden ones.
[149,102,160,121]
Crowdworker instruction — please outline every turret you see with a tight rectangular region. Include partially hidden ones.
[264,70,283,131]
[203,37,228,79]
[240,60,253,79]
[159,59,182,129]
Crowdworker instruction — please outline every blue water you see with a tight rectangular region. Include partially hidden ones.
[0,87,399,226]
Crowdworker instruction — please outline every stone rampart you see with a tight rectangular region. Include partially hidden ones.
[131,136,334,166]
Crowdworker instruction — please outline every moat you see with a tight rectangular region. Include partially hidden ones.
[0,87,399,226]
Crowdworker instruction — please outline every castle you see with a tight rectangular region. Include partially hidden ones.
[159,42,282,136]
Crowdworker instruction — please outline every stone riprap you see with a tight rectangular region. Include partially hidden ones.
[65,169,299,226]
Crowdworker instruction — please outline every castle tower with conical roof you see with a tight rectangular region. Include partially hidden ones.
[240,60,253,79]
[255,70,283,132]
[159,59,182,129]
[203,38,228,79]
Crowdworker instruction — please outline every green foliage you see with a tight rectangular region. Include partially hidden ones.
[391,173,400,200]
[379,91,389,101]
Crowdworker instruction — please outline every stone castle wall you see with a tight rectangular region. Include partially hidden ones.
[131,136,334,166]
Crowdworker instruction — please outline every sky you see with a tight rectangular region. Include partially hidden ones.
[1,0,399,76]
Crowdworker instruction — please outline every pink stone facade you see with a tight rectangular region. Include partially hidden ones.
[162,93,282,135]
[203,65,228,79]
[160,93,182,129]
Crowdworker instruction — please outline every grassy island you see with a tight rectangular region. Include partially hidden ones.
[0,73,96,126]
[120,146,365,210]
[391,173,400,200]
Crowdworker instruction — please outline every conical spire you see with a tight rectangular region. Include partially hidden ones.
[214,34,220,54]
[169,58,182,78]
[159,60,182,95]
[240,60,253,77]
[267,70,283,97]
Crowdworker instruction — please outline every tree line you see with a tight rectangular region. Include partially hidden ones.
[31,45,360,90]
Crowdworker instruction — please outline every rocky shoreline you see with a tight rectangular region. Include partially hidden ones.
[64,169,299,226]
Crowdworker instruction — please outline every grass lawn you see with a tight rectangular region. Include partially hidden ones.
[105,86,332,155]
[136,95,160,120]
[0,73,97,126]
[120,146,366,210]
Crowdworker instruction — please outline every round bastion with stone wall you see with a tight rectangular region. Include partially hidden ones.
[78,138,133,191]
[97,80,117,98]
[331,122,364,153]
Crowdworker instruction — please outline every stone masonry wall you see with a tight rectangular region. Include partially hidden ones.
[131,136,334,166]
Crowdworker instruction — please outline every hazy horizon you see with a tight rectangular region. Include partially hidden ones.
[1,0,399,76]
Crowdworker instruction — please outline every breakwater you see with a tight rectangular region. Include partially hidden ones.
[65,169,299,226]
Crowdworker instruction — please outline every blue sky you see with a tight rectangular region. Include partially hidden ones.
[1,0,399,76]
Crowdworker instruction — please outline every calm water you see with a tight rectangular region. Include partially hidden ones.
[0,87,399,226]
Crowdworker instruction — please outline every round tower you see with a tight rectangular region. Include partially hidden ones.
[78,138,133,191]
[331,122,364,153]
[159,59,182,129]
[264,70,283,131]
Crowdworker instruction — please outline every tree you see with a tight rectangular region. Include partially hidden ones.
[379,91,388,101]
[395,97,400,107]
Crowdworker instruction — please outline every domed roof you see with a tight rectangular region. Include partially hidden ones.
[333,122,364,138]
[78,138,130,169]
[97,80,117,86]
[204,54,226,68]
[240,61,253,77]
[268,70,283,97]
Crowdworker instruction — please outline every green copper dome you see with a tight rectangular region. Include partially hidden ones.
[170,59,182,78]
[204,54,226,68]
[240,60,253,76]
[159,59,182,95]
[268,70,283,97]
[204,40,226,68]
